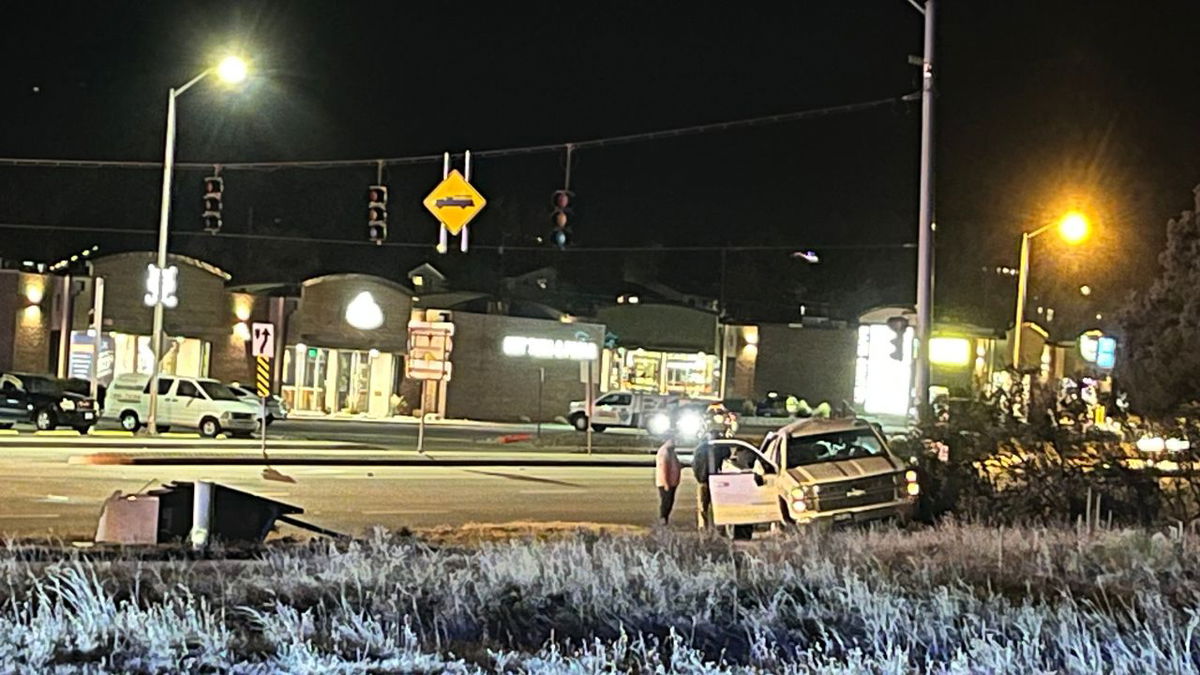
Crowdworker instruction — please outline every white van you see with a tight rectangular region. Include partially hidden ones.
[104,373,259,437]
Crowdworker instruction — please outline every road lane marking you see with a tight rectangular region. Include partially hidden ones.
[0,513,61,519]
[35,495,71,503]
[361,509,451,515]
[518,489,586,495]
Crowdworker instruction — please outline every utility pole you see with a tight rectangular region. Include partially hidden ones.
[912,0,936,421]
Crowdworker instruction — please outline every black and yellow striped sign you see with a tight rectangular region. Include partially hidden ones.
[255,356,271,398]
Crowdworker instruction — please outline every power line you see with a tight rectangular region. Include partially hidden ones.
[0,92,917,172]
[0,221,915,252]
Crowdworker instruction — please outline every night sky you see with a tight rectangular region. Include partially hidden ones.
[2,1,1198,330]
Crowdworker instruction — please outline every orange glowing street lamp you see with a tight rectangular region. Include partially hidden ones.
[1011,211,1091,369]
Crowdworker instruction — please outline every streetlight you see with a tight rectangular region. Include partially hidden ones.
[1010,211,1090,369]
[145,55,248,434]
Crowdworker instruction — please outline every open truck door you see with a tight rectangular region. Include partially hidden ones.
[707,439,783,527]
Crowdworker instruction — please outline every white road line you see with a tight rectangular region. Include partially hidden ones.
[0,513,61,519]
[518,489,586,495]
[361,509,451,515]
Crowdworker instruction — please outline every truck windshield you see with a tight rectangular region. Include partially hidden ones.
[198,381,240,401]
[786,429,885,468]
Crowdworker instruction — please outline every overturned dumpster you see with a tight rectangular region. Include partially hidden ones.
[95,481,330,547]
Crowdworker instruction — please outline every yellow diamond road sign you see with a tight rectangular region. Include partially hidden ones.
[423,169,486,235]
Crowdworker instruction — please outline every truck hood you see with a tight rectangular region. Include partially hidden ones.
[785,455,900,484]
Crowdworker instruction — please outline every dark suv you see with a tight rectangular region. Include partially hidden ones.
[0,373,99,432]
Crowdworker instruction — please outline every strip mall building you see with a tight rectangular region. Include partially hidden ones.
[0,252,1117,423]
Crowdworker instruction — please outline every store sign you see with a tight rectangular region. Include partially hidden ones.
[502,335,598,361]
[68,331,115,384]
[929,337,970,367]
[144,264,178,308]
[1079,332,1117,369]
[345,292,384,330]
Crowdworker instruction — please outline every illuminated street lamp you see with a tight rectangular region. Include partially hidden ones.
[1011,211,1090,369]
[146,55,248,434]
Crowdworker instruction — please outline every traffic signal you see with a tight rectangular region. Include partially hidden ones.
[550,189,572,249]
[367,184,388,245]
[886,316,909,361]
[202,176,223,233]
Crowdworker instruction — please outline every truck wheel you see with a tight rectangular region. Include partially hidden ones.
[119,411,140,432]
[74,426,92,435]
[571,414,589,431]
[34,409,56,431]
[726,524,754,540]
[199,417,221,438]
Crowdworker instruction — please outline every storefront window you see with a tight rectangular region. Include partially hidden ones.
[108,332,209,380]
[607,347,722,399]
[282,345,395,417]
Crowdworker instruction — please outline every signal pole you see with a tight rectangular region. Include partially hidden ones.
[911,0,936,421]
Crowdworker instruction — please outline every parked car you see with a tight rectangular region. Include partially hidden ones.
[227,384,289,424]
[567,391,676,432]
[705,418,918,538]
[103,373,259,438]
[0,372,99,432]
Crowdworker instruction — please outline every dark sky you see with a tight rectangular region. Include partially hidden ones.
[2,1,1198,328]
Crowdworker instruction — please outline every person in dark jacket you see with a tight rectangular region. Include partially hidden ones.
[692,434,731,530]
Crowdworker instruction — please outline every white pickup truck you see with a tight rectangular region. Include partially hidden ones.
[567,391,676,432]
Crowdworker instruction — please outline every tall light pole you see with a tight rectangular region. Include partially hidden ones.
[146,55,247,434]
[909,0,936,421]
[1010,212,1090,369]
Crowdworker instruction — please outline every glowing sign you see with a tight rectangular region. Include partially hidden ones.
[144,264,178,308]
[1096,337,1116,369]
[1079,331,1116,369]
[345,292,384,330]
[502,336,598,361]
[929,337,971,367]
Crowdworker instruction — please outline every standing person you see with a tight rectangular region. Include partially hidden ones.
[692,433,730,530]
[654,439,681,525]
[692,437,714,530]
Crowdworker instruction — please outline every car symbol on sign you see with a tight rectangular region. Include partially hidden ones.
[435,196,475,208]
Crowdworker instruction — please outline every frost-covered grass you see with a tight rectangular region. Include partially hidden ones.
[3,522,1200,672]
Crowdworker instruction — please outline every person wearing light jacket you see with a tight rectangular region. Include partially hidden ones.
[654,438,682,525]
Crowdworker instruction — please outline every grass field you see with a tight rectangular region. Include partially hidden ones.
[3,522,1199,672]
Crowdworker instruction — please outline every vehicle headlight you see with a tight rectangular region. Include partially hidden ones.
[59,399,76,411]
[647,412,671,436]
[906,482,921,496]
[905,470,918,483]
[676,411,704,438]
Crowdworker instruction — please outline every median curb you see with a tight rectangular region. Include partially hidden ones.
[70,452,659,469]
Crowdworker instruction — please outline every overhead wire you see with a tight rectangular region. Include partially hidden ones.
[0,92,917,171]
[0,221,914,252]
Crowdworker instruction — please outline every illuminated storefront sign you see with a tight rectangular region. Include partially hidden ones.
[929,337,971,366]
[1079,331,1117,369]
[502,335,598,361]
[345,292,384,330]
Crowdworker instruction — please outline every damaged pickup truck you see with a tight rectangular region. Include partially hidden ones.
[707,418,918,538]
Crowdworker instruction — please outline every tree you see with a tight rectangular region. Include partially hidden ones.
[1118,185,1200,415]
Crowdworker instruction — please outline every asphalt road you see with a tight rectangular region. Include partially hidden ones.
[0,443,698,540]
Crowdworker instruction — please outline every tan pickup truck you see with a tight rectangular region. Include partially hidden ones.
[707,418,918,536]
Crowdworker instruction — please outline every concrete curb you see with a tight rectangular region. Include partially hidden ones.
[71,452,658,469]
